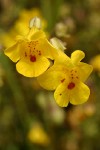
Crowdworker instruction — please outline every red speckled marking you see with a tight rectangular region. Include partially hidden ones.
[25,52,27,57]
[68,82,75,89]
[61,78,65,83]
[30,55,36,62]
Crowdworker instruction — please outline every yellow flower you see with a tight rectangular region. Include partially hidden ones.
[1,8,47,48]
[38,50,93,107]
[4,25,58,77]
[14,8,47,36]
[27,123,50,146]
[0,30,17,47]
[90,55,100,72]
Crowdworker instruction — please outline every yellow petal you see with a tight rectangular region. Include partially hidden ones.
[71,50,85,65]
[38,65,66,90]
[77,62,93,82]
[27,27,46,40]
[54,83,69,107]
[54,53,72,68]
[16,56,50,77]
[4,42,20,62]
[39,38,58,60]
[70,82,90,105]
[90,55,100,71]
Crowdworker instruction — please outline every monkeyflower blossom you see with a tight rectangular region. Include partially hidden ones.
[4,17,58,77]
[38,47,93,107]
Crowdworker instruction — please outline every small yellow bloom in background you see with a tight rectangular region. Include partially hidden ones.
[1,8,47,48]
[0,30,17,48]
[38,50,93,107]
[27,123,50,146]
[90,55,100,72]
[4,17,58,77]
[14,8,47,36]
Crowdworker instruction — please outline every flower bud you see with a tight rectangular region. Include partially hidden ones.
[29,17,41,29]
[50,37,66,51]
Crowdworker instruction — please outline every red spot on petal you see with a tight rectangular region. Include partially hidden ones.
[30,55,36,62]
[38,50,41,55]
[39,52,41,55]
[68,82,75,90]
[25,52,27,57]
[61,78,65,83]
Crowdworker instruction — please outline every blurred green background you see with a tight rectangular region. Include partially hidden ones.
[0,0,100,150]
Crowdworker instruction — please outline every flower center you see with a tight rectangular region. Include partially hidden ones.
[68,82,75,89]
[30,55,36,62]
[24,41,42,62]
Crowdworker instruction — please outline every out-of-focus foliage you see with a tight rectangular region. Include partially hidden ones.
[0,0,100,150]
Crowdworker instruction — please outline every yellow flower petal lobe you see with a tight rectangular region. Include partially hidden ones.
[70,82,90,105]
[16,56,50,77]
[77,62,93,82]
[4,42,20,62]
[39,38,58,60]
[54,83,69,107]
[27,27,46,40]
[71,50,85,65]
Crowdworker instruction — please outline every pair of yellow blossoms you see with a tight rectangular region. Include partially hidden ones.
[4,25,93,107]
